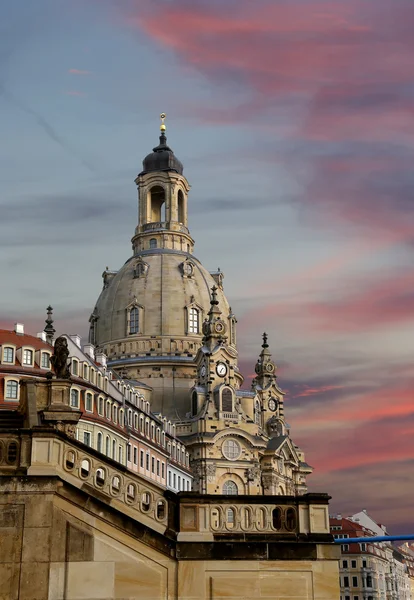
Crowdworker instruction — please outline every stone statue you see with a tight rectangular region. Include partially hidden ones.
[50,336,71,379]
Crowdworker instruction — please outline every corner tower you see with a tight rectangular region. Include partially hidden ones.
[91,116,234,418]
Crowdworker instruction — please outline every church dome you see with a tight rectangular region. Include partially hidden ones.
[90,117,237,417]
[140,132,183,176]
[94,250,230,347]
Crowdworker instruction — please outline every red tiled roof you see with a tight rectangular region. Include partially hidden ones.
[0,330,52,351]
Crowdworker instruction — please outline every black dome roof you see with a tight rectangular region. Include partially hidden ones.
[140,132,183,176]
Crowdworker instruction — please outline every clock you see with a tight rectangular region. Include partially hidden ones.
[200,365,206,378]
[216,362,227,377]
[266,363,275,373]
[268,398,277,412]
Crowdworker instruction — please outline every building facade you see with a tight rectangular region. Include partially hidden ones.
[0,119,341,599]
[330,515,411,600]
[91,119,313,497]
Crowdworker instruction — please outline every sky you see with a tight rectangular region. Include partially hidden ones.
[1,0,413,533]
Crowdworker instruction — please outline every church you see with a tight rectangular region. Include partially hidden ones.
[0,117,340,600]
[90,115,312,497]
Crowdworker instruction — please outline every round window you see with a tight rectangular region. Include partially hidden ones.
[222,439,241,460]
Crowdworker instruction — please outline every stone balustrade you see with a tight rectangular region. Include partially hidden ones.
[177,493,331,542]
[27,432,169,535]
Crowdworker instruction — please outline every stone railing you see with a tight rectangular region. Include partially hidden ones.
[28,433,169,535]
[177,493,331,542]
[0,435,21,471]
[143,221,166,231]
[220,412,240,421]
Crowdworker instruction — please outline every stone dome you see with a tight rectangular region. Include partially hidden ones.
[140,133,183,176]
[94,250,230,346]
[92,248,233,416]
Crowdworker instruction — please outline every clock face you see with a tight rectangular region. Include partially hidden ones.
[268,398,277,412]
[216,362,228,377]
[266,363,274,373]
[200,365,206,378]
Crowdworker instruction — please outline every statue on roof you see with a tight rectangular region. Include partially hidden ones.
[50,336,71,379]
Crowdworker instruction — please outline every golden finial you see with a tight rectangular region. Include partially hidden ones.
[160,112,166,132]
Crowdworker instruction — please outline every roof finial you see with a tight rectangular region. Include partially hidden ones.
[262,332,268,348]
[160,112,166,132]
[44,305,56,345]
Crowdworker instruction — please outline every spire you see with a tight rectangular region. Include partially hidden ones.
[202,286,227,349]
[139,113,183,176]
[44,305,56,345]
[254,332,276,385]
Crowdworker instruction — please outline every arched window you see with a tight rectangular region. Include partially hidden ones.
[41,352,50,369]
[149,238,157,249]
[149,185,165,222]
[105,436,110,456]
[221,388,233,413]
[177,189,184,223]
[223,480,238,495]
[226,507,235,526]
[85,392,93,412]
[3,347,14,363]
[5,380,18,400]
[188,307,199,334]
[70,389,79,408]
[191,391,198,416]
[129,307,139,334]
[112,440,116,459]
[22,349,33,366]
[97,432,102,453]
[255,401,261,425]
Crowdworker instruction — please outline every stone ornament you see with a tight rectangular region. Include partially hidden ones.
[50,336,71,379]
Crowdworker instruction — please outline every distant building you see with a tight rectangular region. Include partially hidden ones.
[330,513,411,600]
[0,324,53,405]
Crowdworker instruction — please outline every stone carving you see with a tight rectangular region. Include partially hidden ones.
[246,464,261,482]
[206,463,216,483]
[134,260,149,278]
[267,415,283,437]
[50,336,70,379]
[181,260,194,278]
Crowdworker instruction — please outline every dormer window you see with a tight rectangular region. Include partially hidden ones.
[22,349,33,366]
[189,307,199,334]
[41,352,50,369]
[83,364,89,380]
[3,347,14,363]
[85,392,93,412]
[126,303,143,336]
[72,359,79,376]
[70,389,80,408]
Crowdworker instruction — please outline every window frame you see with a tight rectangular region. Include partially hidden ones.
[223,480,238,495]
[188,307,199,334]
[70,388,80,408]
[5,379,19,400]
[85,392,93,413]
[3,346,15,364]
[41,352,51,369]
[22,348,34,366]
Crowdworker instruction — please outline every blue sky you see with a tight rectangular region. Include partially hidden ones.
[1,0,414,532]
